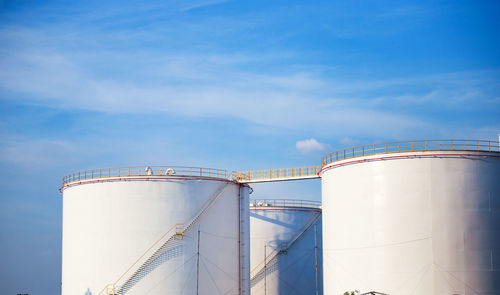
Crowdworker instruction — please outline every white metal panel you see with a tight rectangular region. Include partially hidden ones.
[250,203,322,295]
[240,187,251,295]
[320,150,500,295]
[62,177,250,295]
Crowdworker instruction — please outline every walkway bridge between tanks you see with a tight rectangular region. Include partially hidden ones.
[232,166,320,183]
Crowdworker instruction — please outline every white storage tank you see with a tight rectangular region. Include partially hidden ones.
[61,166,250,295]
[320,140,500,295]
[249,199,323,295]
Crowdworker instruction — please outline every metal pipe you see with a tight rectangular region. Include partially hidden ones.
[264,243,267,295]
[196,228,200,295]
[314,223,319,295]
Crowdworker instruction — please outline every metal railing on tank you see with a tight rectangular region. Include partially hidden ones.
[233,166,320,182]
[250,199,321,209]
[321,139,500,167]
[62,166,228,187]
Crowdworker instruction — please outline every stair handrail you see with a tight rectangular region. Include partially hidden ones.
[98,181,230,295]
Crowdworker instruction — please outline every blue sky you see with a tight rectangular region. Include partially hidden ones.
[0,0,499,294]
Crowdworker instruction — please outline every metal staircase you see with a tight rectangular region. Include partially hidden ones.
[250,211,321,288]
[99,181,230,295]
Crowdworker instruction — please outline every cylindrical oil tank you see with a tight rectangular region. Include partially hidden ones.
[320,140,500,295]
[249,198,323,295]
[61,166,250,295]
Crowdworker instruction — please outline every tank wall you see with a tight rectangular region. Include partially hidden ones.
[250,207,322,295]
[62,178,249,295]
[240,187,251,295]
[321,151,500,295]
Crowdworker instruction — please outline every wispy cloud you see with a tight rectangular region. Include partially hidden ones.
[296,138,330,154]
[0,2,498,142]
[2,34,499,140]
[1,2,499,295]
[179,0,231,12]
[0,32,431,138]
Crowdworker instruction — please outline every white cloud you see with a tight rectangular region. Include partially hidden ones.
[296,138,330,154]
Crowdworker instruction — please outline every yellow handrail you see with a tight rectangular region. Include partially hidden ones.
[62,166,228,188]
[321,139,500,167]
[233,165,320,182]
[250,198,321,209]
[97,223,178,295]
[62,140,500,188]
[98,181,229,295]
